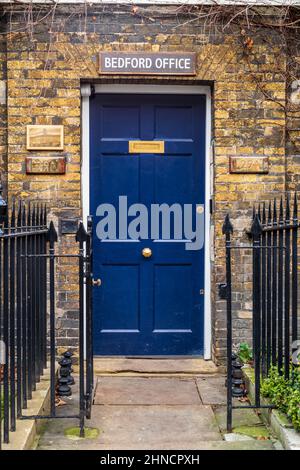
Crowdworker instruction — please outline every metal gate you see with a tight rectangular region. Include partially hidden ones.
[0,194,94,448]
[224,194,299,432]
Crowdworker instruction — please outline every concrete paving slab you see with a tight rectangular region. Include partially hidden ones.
[94,376,201,405]
[92,405,221,448]
[36,374,276,451]
[93,358,218,375]
[200,440,275,450]
[214,405,264,432]
[196,376,226,405]
[38,438,275,450]
[38,404,222,450]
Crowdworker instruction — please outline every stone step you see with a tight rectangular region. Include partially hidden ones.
[93,357,218,376]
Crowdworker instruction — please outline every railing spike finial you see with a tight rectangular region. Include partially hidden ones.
[22,201,26,227]
[286,193,290,221]
[36,202,40,227]
[33,203,37,227]
[43,203,47,226]
[268,200,272,224]
[36,202,40,226]
[27,200,32,227]
[262,202,266,225]
[258,203,261,222]
[279,196,284,222]
[17,199,22,227]
[47,220,58,243]
[273,198,277,223]
[76,221,88,242]
[251,213,263,238]
[222,214,233,235]
[41,204,44,225]
[11,198,16,227]
[293,192,298,220]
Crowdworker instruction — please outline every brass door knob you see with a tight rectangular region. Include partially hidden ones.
[92,278,101,287]
[142,248,152,258]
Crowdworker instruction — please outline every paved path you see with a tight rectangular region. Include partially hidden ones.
[37,369,279,450]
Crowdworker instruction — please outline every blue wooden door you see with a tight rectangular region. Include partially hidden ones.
[90,93,206,355]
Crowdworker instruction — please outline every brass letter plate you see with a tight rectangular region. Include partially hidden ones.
[129,141,164,154]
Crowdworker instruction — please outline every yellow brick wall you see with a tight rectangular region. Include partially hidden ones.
[1,5,296,362]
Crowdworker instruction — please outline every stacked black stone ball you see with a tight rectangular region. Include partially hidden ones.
[58,351,75,397]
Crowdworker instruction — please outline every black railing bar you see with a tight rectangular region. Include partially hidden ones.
[1,224,49,233]
[226,245,286,250]
[232,405,275,410]
[261,223,300,232]
[246,223,300,237]
[20,414,80,420]
[0,229,48,239]
[0,225,47,232]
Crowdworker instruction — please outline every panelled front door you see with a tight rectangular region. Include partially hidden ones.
[90,93,206,355]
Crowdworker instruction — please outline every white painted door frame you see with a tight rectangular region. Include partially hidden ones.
[81,82,213,359]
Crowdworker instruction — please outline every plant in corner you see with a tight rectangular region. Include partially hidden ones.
[261,367,300,431]
[237,342,253,365]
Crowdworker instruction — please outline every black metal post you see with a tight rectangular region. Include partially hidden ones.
[266,202,272,374]
[9,202,16,431]
[85,216,93,419]
[16,201,22,418]
[271,200,278,366]
[3,214,9,443]
[223,214,233,433]
[21,204,28,408]
[47,221,58,417]
[251,214,262,407]
[42,205,47,368]
[76,222,88,438]
[261,204,267,377]
[278,198,284,373]
[31,205,37,385]
[292,193,298,369]
[284,195,291,379]
[27,203,33,398]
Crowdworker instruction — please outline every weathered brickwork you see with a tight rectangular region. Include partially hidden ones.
[286,36,300,193]
[0,5,299,364]
[0,16,7,195]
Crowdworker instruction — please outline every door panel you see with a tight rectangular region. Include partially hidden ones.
[100,265,140,332]
[90,93,206,355]
[154,264,193,331]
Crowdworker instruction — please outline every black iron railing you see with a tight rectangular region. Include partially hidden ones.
[0,198,94,448]
[224,194,299,432]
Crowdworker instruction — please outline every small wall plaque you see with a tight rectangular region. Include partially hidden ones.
[229,156,269,174]
[26,156,66,174]
[27,125,64,151]
[99,52,196,76]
